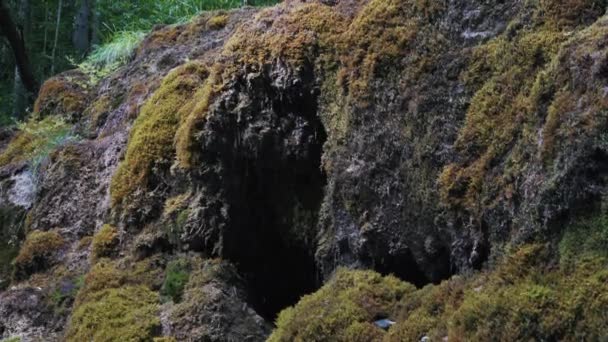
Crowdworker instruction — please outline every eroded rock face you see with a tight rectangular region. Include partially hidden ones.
[2,0,608,340]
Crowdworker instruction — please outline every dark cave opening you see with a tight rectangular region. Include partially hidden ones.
[222,91,327,321]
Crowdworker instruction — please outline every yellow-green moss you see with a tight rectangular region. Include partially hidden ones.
[153,338,177,342]
[539,0,606,27]
[268,269,413,342]
[207,14,228,30]
[12,230,64,280]
[75,260,127,304]
[91,224,119,261]
[85,94,113,129]
[65,285,160,342]
[0,116,71,168]
[77,236,93,251]
[439,2,608,213]
[272,238,608,341]
[439,25,568,212]
[110,61,209,205]
[67,256,166,341]
[163,193,191,217]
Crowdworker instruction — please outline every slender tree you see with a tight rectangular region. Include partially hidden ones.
[12,0,32,118]
[0,0,38,94]
[73,0,91,55]
[50,0,63,75]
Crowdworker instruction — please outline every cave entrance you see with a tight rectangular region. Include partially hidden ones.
[222,91,327,320]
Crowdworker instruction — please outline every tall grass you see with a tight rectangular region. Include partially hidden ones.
[87,31,147,67]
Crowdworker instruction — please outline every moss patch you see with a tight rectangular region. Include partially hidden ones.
[160,258,190,303]
[271,238,608,341]
[207,14,229,30]
[12,230,64,281]
[110,61,209,205]
[91,225,119,261]
[67,257,164,341]
[66,285,160,342]
[33,72,90,122]
[269,269,412,342]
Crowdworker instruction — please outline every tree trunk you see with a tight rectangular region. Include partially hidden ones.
[51,0,63,75]
[12,0,32,118]
[0,0,38,95]
[91,0,99,46]
[72,0,90,55]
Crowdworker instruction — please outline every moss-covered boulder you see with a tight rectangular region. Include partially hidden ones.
[269,269,412,342]
[33,71,90,122]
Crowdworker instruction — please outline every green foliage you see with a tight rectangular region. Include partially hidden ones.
[12,230,64,281]
[66,285,160,342]
[559,212,608,267]
[49,275,85,315]
[0,337,21,342]
[0,240,19,289]
[97,0,279,39]
[91,225,120,261]
[0,116,73,169]
[84,31,147,69]
[161,258,191,303]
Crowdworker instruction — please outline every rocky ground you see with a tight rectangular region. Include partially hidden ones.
[1,0,608,341]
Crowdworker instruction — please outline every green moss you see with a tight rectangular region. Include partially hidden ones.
[67,256,166,341]
[66,285,160,342]
[75,260,127,304]
[268,269,412,342]
[272,239,608,341]
[559,212,608,267]
[110,61,209,205]
[12,230,64,281]
[439,2,608,213]
[91,225,119,261]
[539,0,606,27]
[440,24,567,212]
[85,95,113,129]
[207,14,228,30]
[49,274,85,315]
[161,258,190,303]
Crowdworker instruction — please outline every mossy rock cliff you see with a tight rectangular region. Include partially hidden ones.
[2,0,608,340]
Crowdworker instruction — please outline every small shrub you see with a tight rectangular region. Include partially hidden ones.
[91,225,119,261]
[161,258,191,303]
[0,116,74,169]
[12,230,64,280]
